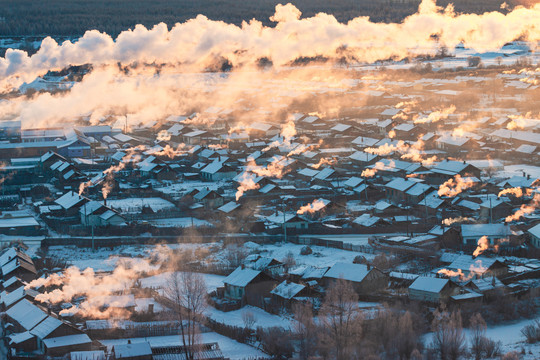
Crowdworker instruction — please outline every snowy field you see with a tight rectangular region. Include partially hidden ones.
[206,305,293,330]
[423,318,540,359]
[244,241,377,267]
[140,271,225,294]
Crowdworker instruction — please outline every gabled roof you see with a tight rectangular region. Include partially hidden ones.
[30,316,64,339]
[461,224,512,238]
[223,267,261,287]
[43,334,92,349]
[447,255,500,273]
[323,262,373,283]
[55,191,88,210]
[271,281,305,299]
[385,178,416,192]
[409,276,449,293]
[113,341,152,358]
[218,201,241,214]
[6,299,48,331]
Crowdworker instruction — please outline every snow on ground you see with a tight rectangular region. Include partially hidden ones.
[496,165,540,180]
[140,271,225,294]
[246,242,377,267]
[424,318,540,359]
[149,217,212,228]
[207,305,293,330]
[106,197,175,213]
[98,332,269,359]
[155,181,225,196]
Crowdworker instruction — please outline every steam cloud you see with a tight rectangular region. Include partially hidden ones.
[1,0,539,91]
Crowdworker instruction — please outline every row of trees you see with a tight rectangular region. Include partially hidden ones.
[0,0,515,37]
[163,271,534,360]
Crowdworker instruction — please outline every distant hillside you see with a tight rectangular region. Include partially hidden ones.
[0,0,517,37]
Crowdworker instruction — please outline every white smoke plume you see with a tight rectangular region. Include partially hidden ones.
[26,259,155,319]
[297,199,327,215]
[1,0,540,90]
[437,174,476,197]
[505,193,540,222]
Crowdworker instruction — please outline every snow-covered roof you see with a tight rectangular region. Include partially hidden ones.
[409,276,449,293]
[528,223,540,239]
[8,331,34,345]
[352,136,380,147]
[314,168,335,181]
[461,224,512,238]
[201,161,225,175]
[6,299,48,330]
[516,144,537,154]
[447,255,499,273]
[405,182,432,196]
[270,281,305,299]
[223,267,261,287]
[43,334,92,349]
[349,151,377,162]
[385,178,416,192]
[344,177,363,188]
[432,160,474,174]
[113,341,152,358]
[298,168,319,178]
[324,262,372,283]
[30,316,63,339]
[353,214,380,227]
[218,201,241,214]
[55,191,87,210]
[331,124,351,132]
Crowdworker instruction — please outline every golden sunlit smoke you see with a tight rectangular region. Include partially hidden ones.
[441,216,475,226]
[414,105,456,124]
[388,130,396,139]
[1,0,540,90]
[297,199,327,215]
[78,180,93,196]
[235,173,260,201]
[365,138,436,165]
[472,236,489,257]
[505,193,540,222]
[152,144,188,159]
[26,259,155,319]
[312,157,336,169]
[361,168,377,178]
[437,175,475,197]
[498,187,533,198]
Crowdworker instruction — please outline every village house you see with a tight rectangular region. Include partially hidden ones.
[269,280,310,311]
[408,276,460,303]
[322,262,387,296]
[222,266,276,308]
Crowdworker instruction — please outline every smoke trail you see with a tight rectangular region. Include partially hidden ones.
[297,199,327,215]
[437,174,476,197]
[1,0,539,89]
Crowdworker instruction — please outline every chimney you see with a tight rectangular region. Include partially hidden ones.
[128,340,131,344]
[148,303,154,314]
[528,174,531,180]
[241,264,245,270]
[367,263,371,270]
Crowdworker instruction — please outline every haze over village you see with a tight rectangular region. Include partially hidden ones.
[0,1,539,359]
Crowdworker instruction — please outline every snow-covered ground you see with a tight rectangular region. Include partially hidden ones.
[243,241,377,267]
[98,332,269,359]
[207,305,293,330]
[140,271,225,294]
[424,318,540,359]
[149,217,212,228]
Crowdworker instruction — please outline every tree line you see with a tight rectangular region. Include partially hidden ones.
[0,0,515,37]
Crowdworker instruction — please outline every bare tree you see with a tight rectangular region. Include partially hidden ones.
[164,272,207,360]
[319,278,362,360]
[224,243,248,269]
[470,313,486,360]
[282,251,296,272]
[431,309,467,360]
[292,301,317,360]
[242,310,257,329]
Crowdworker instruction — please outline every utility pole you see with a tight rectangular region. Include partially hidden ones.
[282,198,287,243]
